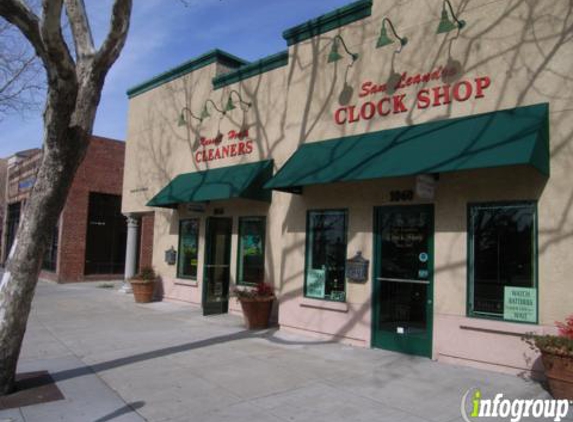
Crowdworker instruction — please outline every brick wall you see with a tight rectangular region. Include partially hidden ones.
[139,214,155,271]
[55,136,126,282]
[5,136,155,283]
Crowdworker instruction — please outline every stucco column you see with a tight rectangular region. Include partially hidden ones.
[119,214,139,293]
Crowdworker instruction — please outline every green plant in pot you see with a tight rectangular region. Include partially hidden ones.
[130,266,157,303]
[233,282,275,329]
[524,315,573,400]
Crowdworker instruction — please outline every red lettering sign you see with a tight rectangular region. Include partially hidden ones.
[334,74,492,125]
[194,129,255,163]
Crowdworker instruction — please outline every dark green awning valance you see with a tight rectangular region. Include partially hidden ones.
[147,160,273,208]
[264,103,549,192]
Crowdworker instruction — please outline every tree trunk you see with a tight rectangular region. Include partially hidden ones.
[0,66,106,393]
[0,87,91,395]
[0,0,132,396]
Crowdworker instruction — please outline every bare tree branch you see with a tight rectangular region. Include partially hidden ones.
[0,0,47,66]
[94,0,132,76]
[64,0,95,60]
[40,0,75,81]
[0,20,44,119]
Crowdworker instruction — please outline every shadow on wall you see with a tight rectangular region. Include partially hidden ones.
[277,0,573,345]
[136,0,573,345]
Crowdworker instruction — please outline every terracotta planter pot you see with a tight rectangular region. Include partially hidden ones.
[130,280,156,303]
[238,297,274,329]
[541,351,573,400]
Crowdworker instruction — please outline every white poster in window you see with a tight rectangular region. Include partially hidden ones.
[503,287,537,323]
[306,268,326,299]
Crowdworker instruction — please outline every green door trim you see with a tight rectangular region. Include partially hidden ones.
[202,217,233,315]
[371,204,435,358]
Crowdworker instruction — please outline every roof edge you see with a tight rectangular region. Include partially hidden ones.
[212,50,289,90]
[282,0,373,46]
[127,49,248,99]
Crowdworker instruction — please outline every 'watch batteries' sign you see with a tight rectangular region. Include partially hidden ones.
[503,287,537,323]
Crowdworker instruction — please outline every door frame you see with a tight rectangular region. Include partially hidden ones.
[371,204,435,358]
[202,216,233,315]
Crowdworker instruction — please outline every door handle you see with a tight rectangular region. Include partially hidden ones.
[376,277,429,285]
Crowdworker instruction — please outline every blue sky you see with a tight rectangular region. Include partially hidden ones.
[0,0,353,157]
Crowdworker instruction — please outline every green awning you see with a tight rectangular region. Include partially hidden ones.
[264,103,549,192]
[147,160,273,208]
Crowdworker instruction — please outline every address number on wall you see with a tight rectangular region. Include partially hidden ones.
[390,190,414,202]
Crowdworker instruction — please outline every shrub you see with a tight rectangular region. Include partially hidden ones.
[233,282,275,300]
[557,315,573,340]
[524,315,573,358]
[132,266,156,283]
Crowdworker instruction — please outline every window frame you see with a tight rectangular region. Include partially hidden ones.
[466,201,539,324]
[304,208,349,303]
[177,218,200,280]
[236,216,267,286]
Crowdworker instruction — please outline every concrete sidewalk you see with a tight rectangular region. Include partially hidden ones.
[0,281,562,422]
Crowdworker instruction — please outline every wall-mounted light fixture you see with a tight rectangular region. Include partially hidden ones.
[376,18,408,52]
[224,90,252,112]
[328,35,359,64]
[437,0,466,34]
[201,98,226,120]
[178,106,202,127]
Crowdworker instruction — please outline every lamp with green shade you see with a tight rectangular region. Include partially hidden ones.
[328,35,358,64]
[437,0,466,34]
[376,25,393,48]
[225,90,251,112]
[225,97,236,112]
[328,38,343,63]
[200,105,210,120]
[177,107,202,127]
[376,18,408,51]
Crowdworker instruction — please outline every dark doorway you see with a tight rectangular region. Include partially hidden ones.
[84,193,127,275]
[202,217,232,315]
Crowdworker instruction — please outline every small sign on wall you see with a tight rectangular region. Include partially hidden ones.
[415,175,436,200]
[503,287,537,323]
[186,203,206,213]
[345,252,369,283]
[165,246,177,265]
[306,268,326,298]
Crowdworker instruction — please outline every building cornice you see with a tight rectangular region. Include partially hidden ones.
[127,49,248,99]
[212,50,289,90]
[282,0,373,46]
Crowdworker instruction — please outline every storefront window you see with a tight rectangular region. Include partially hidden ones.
[468,202,537,323]
[237,217,266,285]
[305,210,347,302]
[178,219,199,279]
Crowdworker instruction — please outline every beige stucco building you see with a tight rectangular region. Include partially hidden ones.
[122,0,573,374]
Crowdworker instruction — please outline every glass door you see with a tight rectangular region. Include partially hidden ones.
[372,205,434,358]
[202,217,232,316]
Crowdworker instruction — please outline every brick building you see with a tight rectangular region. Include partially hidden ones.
[1,136,152,282]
